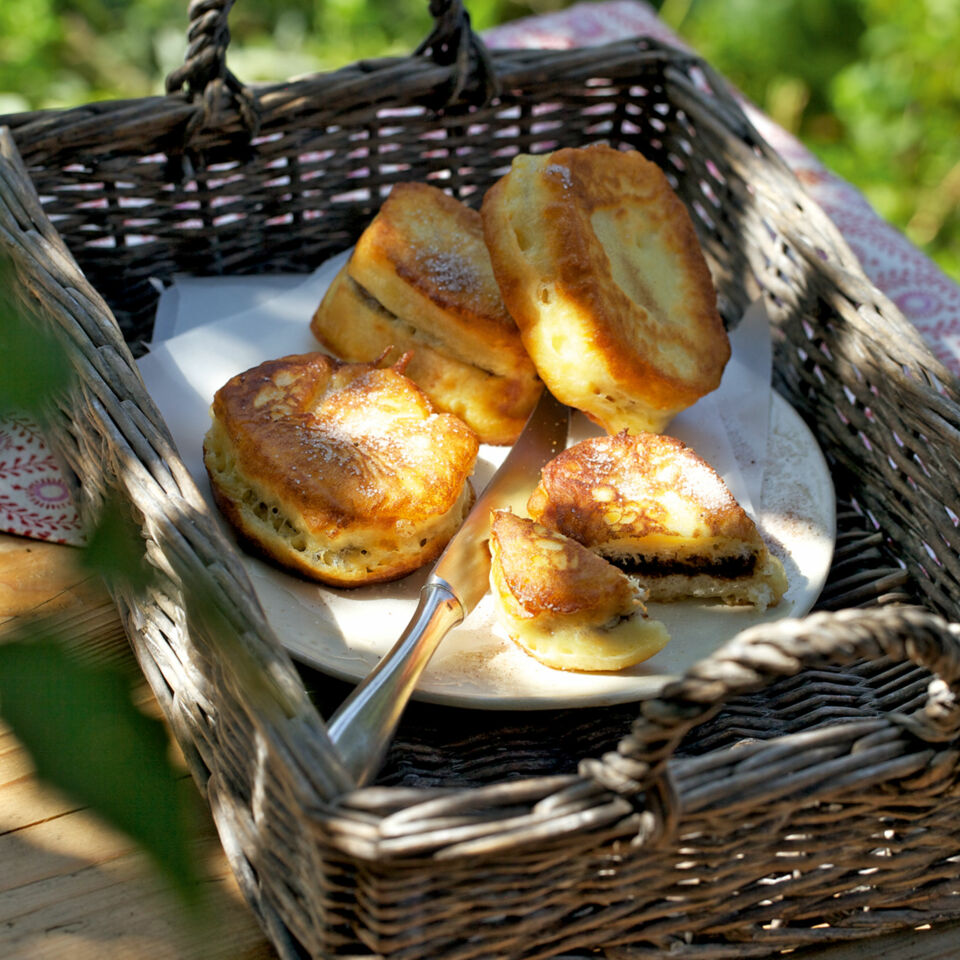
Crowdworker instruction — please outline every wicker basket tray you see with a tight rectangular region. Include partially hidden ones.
[4,2,960,956]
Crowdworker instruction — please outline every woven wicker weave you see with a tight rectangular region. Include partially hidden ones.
[4,2,960,957]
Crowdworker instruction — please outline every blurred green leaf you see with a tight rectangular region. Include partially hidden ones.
[0,260,75,420]
[0,630,204,911]
[0,250,197,912]
[81,489,157,597]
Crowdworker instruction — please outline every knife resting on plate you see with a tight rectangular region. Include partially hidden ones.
[326,387,569,786]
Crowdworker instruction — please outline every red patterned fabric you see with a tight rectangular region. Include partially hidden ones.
[0,415,83,544]
[2,0,957,542]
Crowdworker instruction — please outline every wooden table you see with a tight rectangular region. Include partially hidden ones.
[0,533,277,960]
[2,530,958,960]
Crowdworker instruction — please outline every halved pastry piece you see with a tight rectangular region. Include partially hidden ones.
[489,510,670,672]
[311,182,541,444]
[527,432,788,610]
[203,352,479,586]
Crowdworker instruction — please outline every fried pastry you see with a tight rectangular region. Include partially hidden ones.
[203,352,479,586]
[489,510,670,672]
[311,182,541,444]
[527,432,788,610]
[481,144,730,434]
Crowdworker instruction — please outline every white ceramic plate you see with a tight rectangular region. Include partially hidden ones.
[246,393,835,709]
[138,282,834,710]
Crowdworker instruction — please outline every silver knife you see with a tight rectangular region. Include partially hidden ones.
[326,387,569,786]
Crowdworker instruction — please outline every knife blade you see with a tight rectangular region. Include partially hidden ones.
[326,386,569,786]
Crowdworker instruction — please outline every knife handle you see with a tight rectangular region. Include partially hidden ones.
[326,576,464,787]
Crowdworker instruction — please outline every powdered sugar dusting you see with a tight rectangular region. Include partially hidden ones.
[675,451,735,512]
[546,163,573,188]
[571,437,619,475]
[423,250,477,293]
[291,421,360,471]
[334,403,402,444]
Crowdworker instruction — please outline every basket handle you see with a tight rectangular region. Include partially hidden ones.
[581,606,960,802]
[165,0,498,120]
[166,0,234,99]
[165,0,260,146]
[414,0,500,105]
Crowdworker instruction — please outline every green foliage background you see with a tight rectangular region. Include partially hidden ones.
[1,0,957,278]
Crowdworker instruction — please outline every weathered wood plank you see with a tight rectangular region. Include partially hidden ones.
[0,534,90,618]
[0,533,277,959]
[0,731,276,960]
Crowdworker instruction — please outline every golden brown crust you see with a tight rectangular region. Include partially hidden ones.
[481,145,730,433]
[490,510,638,620]
[311,265,541,445]
[346,181,535,379]
[203,352,478,586]
[528,431,757,548]
[489,510,670,672]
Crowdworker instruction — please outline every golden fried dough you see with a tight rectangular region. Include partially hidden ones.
[311,182,540,444]
[203,352,479,586]
[314,267,539,445]
[481,144,729,434]
[489,510,670,672]
[527,432,787,610]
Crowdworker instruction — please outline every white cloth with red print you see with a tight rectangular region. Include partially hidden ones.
[3,0,958,546]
